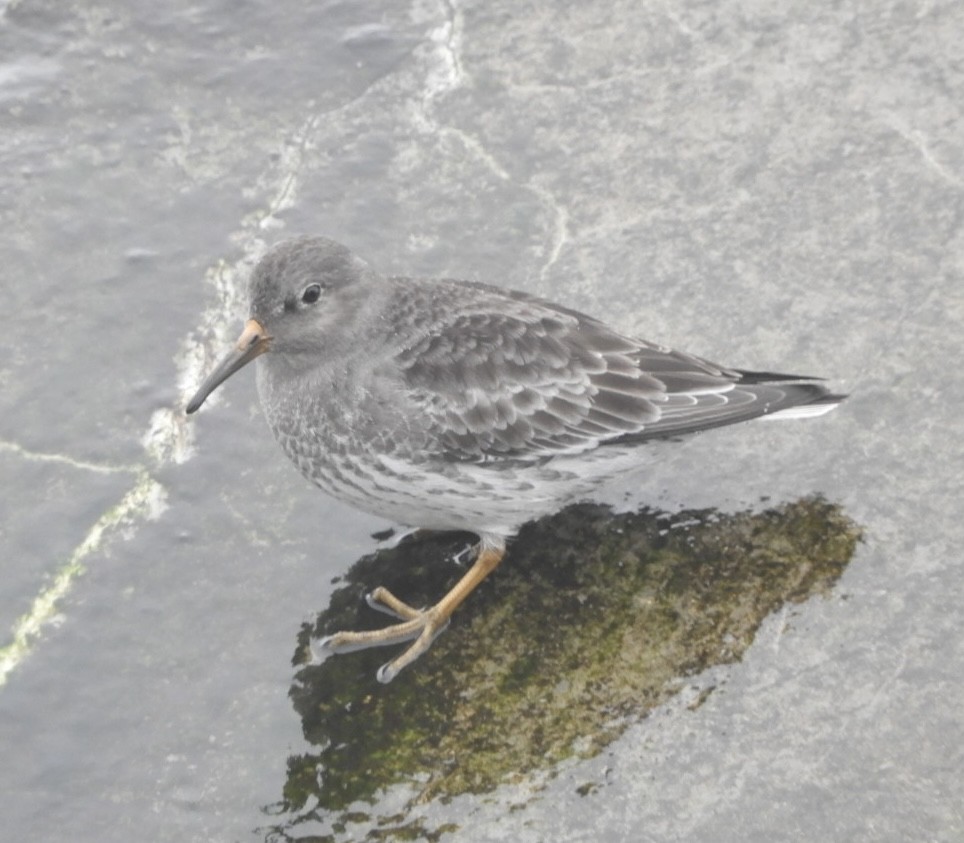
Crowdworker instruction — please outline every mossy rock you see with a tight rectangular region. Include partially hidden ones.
[276,496,860,835]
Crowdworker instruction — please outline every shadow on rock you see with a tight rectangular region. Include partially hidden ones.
[268,496,861,839]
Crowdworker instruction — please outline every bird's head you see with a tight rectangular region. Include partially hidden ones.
[186,236,378,414]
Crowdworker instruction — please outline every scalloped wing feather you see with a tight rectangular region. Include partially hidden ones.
[396,297,746,461]
[388,278,838,463]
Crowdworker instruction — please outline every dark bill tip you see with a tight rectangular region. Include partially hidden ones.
[185,319,270,415]
[185,394,205,415]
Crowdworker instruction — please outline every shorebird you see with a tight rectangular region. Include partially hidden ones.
[187,236,843,682]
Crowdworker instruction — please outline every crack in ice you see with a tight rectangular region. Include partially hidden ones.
[2,113,328,688]
[0,439,142,476]
[885,114,963,189]
[530,182,571,284]
[412,0,571,284]
[0,469,167,687]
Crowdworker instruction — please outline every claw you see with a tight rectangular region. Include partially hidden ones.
[452,542,480,567]
[376,620,450,684]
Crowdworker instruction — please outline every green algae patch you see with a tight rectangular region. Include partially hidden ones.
[281,496,860,827]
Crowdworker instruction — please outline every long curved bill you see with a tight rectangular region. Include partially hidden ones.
[186,319,270,414]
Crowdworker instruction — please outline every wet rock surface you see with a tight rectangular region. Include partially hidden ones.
[278,497,860,837]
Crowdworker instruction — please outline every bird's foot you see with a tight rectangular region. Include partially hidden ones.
[318,588,451,683]
[317,545,505,683]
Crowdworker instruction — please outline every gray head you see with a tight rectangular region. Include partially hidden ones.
[186,236,380,414]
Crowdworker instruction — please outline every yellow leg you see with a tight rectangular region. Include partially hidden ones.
[319,545,505,683]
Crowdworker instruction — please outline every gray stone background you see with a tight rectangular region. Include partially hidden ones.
[1,0,961,840]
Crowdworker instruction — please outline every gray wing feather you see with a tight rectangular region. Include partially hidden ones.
[392,284,724,461]
[390,279,833,463]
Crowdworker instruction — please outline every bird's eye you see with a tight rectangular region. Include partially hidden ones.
[302,284,322,305]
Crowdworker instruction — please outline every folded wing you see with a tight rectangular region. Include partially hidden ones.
[393,283,838,463]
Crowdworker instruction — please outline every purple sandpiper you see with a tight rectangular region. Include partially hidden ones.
[187,236,844,682]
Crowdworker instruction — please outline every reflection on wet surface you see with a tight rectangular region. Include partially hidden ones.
[266,496,860,841]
